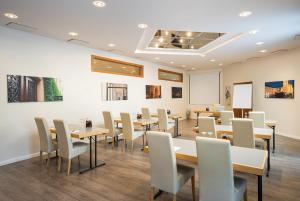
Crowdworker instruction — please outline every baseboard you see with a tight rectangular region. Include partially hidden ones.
[0,152,40,167]
[277,132,300,140]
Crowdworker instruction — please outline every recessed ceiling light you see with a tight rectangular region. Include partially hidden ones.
[182,65,186,68]
[239,11,252,17]
[256,41,264,45]
[170,61,174,64]
[190,45,194,49]
[165,31,169,35]
[191,67,195,70]
[260,49,267,53]
[93,1,106,7]
[155,57,160,60]
[138,23,148,29]
[68,32,78,36]
[4,13,18,19]
[219,63,223,66]
[122,66,127,69]
[154,43,159,48]
[186,32,192,37]
[108,43,115,47]
[210,59,216,62]
[158,37,164,43]
[179,39,184,43]
[249,30,259,34]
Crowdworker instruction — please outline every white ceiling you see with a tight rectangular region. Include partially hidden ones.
[0,0,300,70]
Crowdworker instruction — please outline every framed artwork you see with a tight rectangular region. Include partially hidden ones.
[172,87,182,98]
[265,80,294,99]
[146,85,161,99]
[225,86,231,106]
[7,75,63,103]
[103,83,128,101]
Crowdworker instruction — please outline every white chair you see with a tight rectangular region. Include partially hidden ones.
[196,137,247,201]
[220,111,234,125]
[53,119,89,175]
[148,131,195,201]
[34,117,58,166]
[249,111,265,128]
[157,108,174,132]
[197,117,217,138]
[142,107,151,119]
[232,118,255,149]
[120,113,145,152]
[102,111,122,148]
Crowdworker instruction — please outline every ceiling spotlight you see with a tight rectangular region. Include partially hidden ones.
[219,63,223,66]
[260,49,267,53]
[186,32,192,37]
[155,57,160,60]
[4,13,18,19]
[93,1,106,7]
[122,66,127,69]
[239,11,252,17]
[190,45,194,49]
[210,59,216,62]
[191,67,195,70]
[165,31,169,35]
[249,30,259,34]
[154,43,159,48]
[138,23,148,29]
[68,32,78,36]
[158,37,164,43]
[182,65,186,68]
[108,43,115,47]
[256,41,264,45]
[179,39,184,43]
[170,61,174,64]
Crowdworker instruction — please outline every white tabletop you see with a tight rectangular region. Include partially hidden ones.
[215,125,273,139]
[172,138,267,175]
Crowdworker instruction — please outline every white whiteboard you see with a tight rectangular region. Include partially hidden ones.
[232,83,253,109]
[189,72,220,105]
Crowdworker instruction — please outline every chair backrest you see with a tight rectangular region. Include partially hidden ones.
[102,111,115,136]
[249,111,265,128]
[220,111,234,125]
[120,112,134,140]
[196,137,235,201]
[53,119,73,158]
[197,117,216,138]
[147,131,177,193]
[232,118,255,148]
[34,117,52,152]
[157,108,168,131]
[141,107,151,119]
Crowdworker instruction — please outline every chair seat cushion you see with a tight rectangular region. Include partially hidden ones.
[132,130,144,140]
[176,164,195,193]
[71,141,89,158]
[234,176,247,201]
[167,122,175,130]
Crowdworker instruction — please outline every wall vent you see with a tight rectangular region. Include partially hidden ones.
[5,22,37,33]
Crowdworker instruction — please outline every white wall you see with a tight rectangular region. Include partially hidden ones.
[222,48,300,139]
[0,26,188,165]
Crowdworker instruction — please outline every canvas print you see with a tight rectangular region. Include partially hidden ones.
[225,86,231,106]
[105,83,128,101]
[146,85,161,99]
[172,87,182,98]
[265,80,294,99]
[7,75,63,103]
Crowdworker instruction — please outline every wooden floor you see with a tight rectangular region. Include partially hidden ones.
[0,119,300,201]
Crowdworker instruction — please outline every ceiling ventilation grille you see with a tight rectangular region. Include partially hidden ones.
[67,38,89,46]
[5,22,37,33]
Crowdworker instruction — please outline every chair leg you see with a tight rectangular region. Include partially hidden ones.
[123,139,126,152]
[172,194,176,201]
[47,153,51,167]
[112,136,115,149]
[105,136,107,149]
[244,188,248,201]
[142,134,145,148]
[39,151,43,163]
[58,156,62,172]
[191,175,196,201]
[149,186,154,201]
[67,159,72,176]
